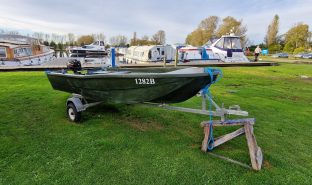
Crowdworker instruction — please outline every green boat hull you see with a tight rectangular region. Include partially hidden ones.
[46,67,219,104]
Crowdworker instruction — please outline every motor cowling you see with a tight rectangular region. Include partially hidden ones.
[67,59,82,74]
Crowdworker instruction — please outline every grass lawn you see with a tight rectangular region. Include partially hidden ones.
[249,55,312,64]
[0,63,312,184]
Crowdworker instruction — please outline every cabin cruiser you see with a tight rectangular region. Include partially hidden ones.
[205,34,249,62]
[0,34,55,66]
[178,34,249,63]
[69,41,107,58]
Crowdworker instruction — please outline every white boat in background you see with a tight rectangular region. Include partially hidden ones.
[0,34,55,66]
[122,34,249,64]
[115,47,128,56]
[69,41,107,58]
[178,46,216,62]
[124,45,176,63]
[205,34,249,63]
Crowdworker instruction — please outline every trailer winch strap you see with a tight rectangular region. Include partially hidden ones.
[202,68,223,151]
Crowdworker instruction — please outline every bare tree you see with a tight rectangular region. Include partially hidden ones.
[92,33,106,42]
[32,32,44,40]
[130,32,137,45]
[152,30,166,45]
[109,35,128,46]
[44,34,50,42]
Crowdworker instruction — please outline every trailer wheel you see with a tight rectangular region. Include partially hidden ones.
[67,102,81,122]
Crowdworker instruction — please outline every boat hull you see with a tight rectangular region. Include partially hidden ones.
[47,67,218,104]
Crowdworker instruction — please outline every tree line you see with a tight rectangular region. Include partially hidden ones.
[0,29,167,50]
[185,15,312,54]
[1,16,311,53]
[185,16,248,47]
[264,14,311,54]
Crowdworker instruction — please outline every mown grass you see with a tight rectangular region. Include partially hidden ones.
[0,63,311,185]
[249,55,312,63]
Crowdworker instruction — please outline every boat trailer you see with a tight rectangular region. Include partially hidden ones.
[66,93,263,170]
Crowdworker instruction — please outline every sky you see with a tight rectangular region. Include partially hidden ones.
[0,0,311,44]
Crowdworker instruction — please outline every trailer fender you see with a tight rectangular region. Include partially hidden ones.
[66,97,86,112]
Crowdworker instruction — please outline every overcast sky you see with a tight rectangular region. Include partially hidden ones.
[0,0,311,44]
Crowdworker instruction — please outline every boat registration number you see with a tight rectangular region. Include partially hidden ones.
[135,78,155,85]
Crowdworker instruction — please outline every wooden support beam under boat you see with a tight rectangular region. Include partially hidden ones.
[201,118,263,171]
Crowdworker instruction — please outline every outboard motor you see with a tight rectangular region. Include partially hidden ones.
[67,59,82,74]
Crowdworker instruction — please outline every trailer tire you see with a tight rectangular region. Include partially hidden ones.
[67,102,81,122]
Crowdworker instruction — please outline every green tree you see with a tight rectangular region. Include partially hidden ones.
[49,41,57,49]
[284,23,309,49]
[138,35,151,45]
[77,35,94,46]
[293,47,305,54]
[186,16,247,47]
[283,42,295,53]
[43,41,49,46]
[185,16,219,46]
[185,29,205,46]
[268,44,282,54]
[265,14,279,47]
[216,16,248,46]
[57,43,64,51]
[198,16,219,42]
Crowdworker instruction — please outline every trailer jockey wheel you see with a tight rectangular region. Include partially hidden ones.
[67,102,81,122]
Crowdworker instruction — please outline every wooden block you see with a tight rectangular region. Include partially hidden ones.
[201,126,210,152]
[213,127,245,148]
[256,147,263,170]
[244,123,262,170]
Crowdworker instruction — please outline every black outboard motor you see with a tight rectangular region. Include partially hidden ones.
[67,59,82,74]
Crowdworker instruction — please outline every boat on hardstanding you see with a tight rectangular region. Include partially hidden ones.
[178,46,216,62]
[204,34,249,62]
[0,34,55,66]
[69,41,108,58]
[46,67,219,104]
[124,45,176,64]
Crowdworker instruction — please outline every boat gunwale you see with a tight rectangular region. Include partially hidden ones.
[46,71,218,79]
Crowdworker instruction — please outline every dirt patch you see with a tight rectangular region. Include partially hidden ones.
[190,143,201,149]
[263,160,273,169]
[122,117,164,132]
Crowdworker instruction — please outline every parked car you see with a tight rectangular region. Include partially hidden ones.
[302,53,312,59]
[294,52,308,58]
[272,53,289,58]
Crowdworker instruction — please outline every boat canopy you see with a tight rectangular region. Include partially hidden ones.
[214,36,242,50]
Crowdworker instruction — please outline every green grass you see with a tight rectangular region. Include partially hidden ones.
[0,63,312,185]
[249,55,312,63]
